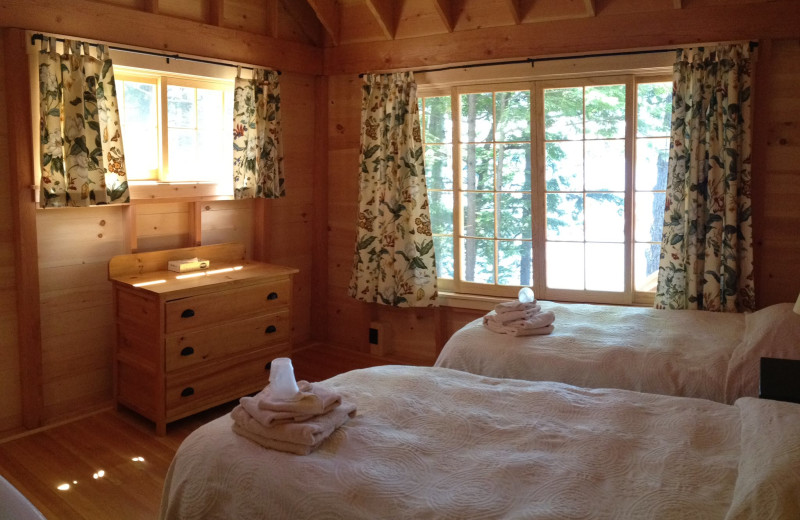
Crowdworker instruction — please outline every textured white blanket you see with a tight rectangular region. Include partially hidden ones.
[159,366,800,519]
[436,301,746,403]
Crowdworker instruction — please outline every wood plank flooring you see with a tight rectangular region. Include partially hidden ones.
[0,343,392,520]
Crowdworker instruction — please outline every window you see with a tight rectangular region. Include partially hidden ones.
[115,67,233,188]
[419,73,671,304]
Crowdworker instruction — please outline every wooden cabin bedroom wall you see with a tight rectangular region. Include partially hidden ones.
[324,1,800,364]
[0,0,322,438]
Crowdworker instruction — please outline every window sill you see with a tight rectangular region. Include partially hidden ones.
[436,291,656,310]
[436,292,512,311]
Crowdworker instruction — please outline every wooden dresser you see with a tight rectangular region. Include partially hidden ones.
[108,243,298,434]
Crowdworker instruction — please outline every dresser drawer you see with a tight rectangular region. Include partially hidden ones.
[165,348,285,420]
[165,310,290,371]
[165,278,291,333]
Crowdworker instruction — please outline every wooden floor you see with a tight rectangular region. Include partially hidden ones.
[0,343,389,520]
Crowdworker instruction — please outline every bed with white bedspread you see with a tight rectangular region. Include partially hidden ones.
[434,301,800,403]
[160,365,800,520]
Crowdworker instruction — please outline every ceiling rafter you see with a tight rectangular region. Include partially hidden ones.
[431,0,454,32]
[209,0,223,26]
[584,0,596,17]
[279,0,324,46]
[365,0,397,40]
[673,0,682,8]
[501,0,521,24]
[307,0,340,46]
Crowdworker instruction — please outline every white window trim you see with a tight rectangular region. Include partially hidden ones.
[114,63,235,199]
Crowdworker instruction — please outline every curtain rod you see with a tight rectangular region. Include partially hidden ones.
[29,33,281,75]
[358,41,758,77]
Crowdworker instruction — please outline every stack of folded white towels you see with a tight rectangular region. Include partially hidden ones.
[483,298,555,336]
[231,379,356,455]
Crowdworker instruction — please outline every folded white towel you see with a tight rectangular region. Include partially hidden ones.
[483,310,556,336]
[494,300,538,314]
[231,401,357,455]
[489,305,542,324]
[508,310,555,329]
[239,380,343,426]
[240,382,342,427]
[485,319,555,336]
[232,423,316,455]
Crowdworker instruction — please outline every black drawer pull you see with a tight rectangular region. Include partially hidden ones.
[180,347,194,356]
[267,292,278,300]
[265,362,272,371]
[181,309,195,318]
[265,325,277,334]
[180,387,194,397]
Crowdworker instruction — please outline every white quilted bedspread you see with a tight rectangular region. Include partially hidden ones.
[435,302,746,403]
[159,366,800,520]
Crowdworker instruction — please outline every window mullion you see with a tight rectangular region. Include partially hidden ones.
[159,76,169,181]
[451,86,463,292]
[531,82,546,300]
[623,74,636,302]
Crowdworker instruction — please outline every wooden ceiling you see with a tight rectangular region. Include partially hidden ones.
[286,0,706,47]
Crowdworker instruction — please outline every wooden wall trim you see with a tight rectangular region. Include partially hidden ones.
[750,38,772,308]
[2,28,43,430]
[0,0,323,75]
[324,0,800,74]
[312,75,329,341]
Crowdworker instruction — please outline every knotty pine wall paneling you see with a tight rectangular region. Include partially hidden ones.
[326,74,372,351]
[134,202,193,252]
[0,33,23,434]
[754,38,800,306]
[264,72,317,344]
[2,28,43,435]
[36,207,128,421]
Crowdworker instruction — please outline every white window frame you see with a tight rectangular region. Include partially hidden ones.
[114,66,234,196]
[418,61,672,307]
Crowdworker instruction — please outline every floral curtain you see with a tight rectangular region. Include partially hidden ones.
[655,45,754,312]
[38,38,129,207]
[232,68,284,199]
[348,72,438,307]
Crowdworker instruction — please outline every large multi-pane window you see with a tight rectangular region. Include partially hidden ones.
[419,74,671,304]
[115,68,233,184]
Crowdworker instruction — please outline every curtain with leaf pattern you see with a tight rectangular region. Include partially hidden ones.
[655,45,754,312]
[232,68,284,199]
[349,72,438,307]
[38,38,129,207]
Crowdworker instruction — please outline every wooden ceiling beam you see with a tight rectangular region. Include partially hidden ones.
[584,0,596,17]
[307,0,341,46]
[431,0,454,32]
[209,0,224,26]
[365,0,397,40]
[673,0,682,8]
[502,0,521,24]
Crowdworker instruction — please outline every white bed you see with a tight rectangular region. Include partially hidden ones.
[160,365,800,519]
[434,301,800,404]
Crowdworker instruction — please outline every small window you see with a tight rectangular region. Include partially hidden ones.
[115,67,234,188]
